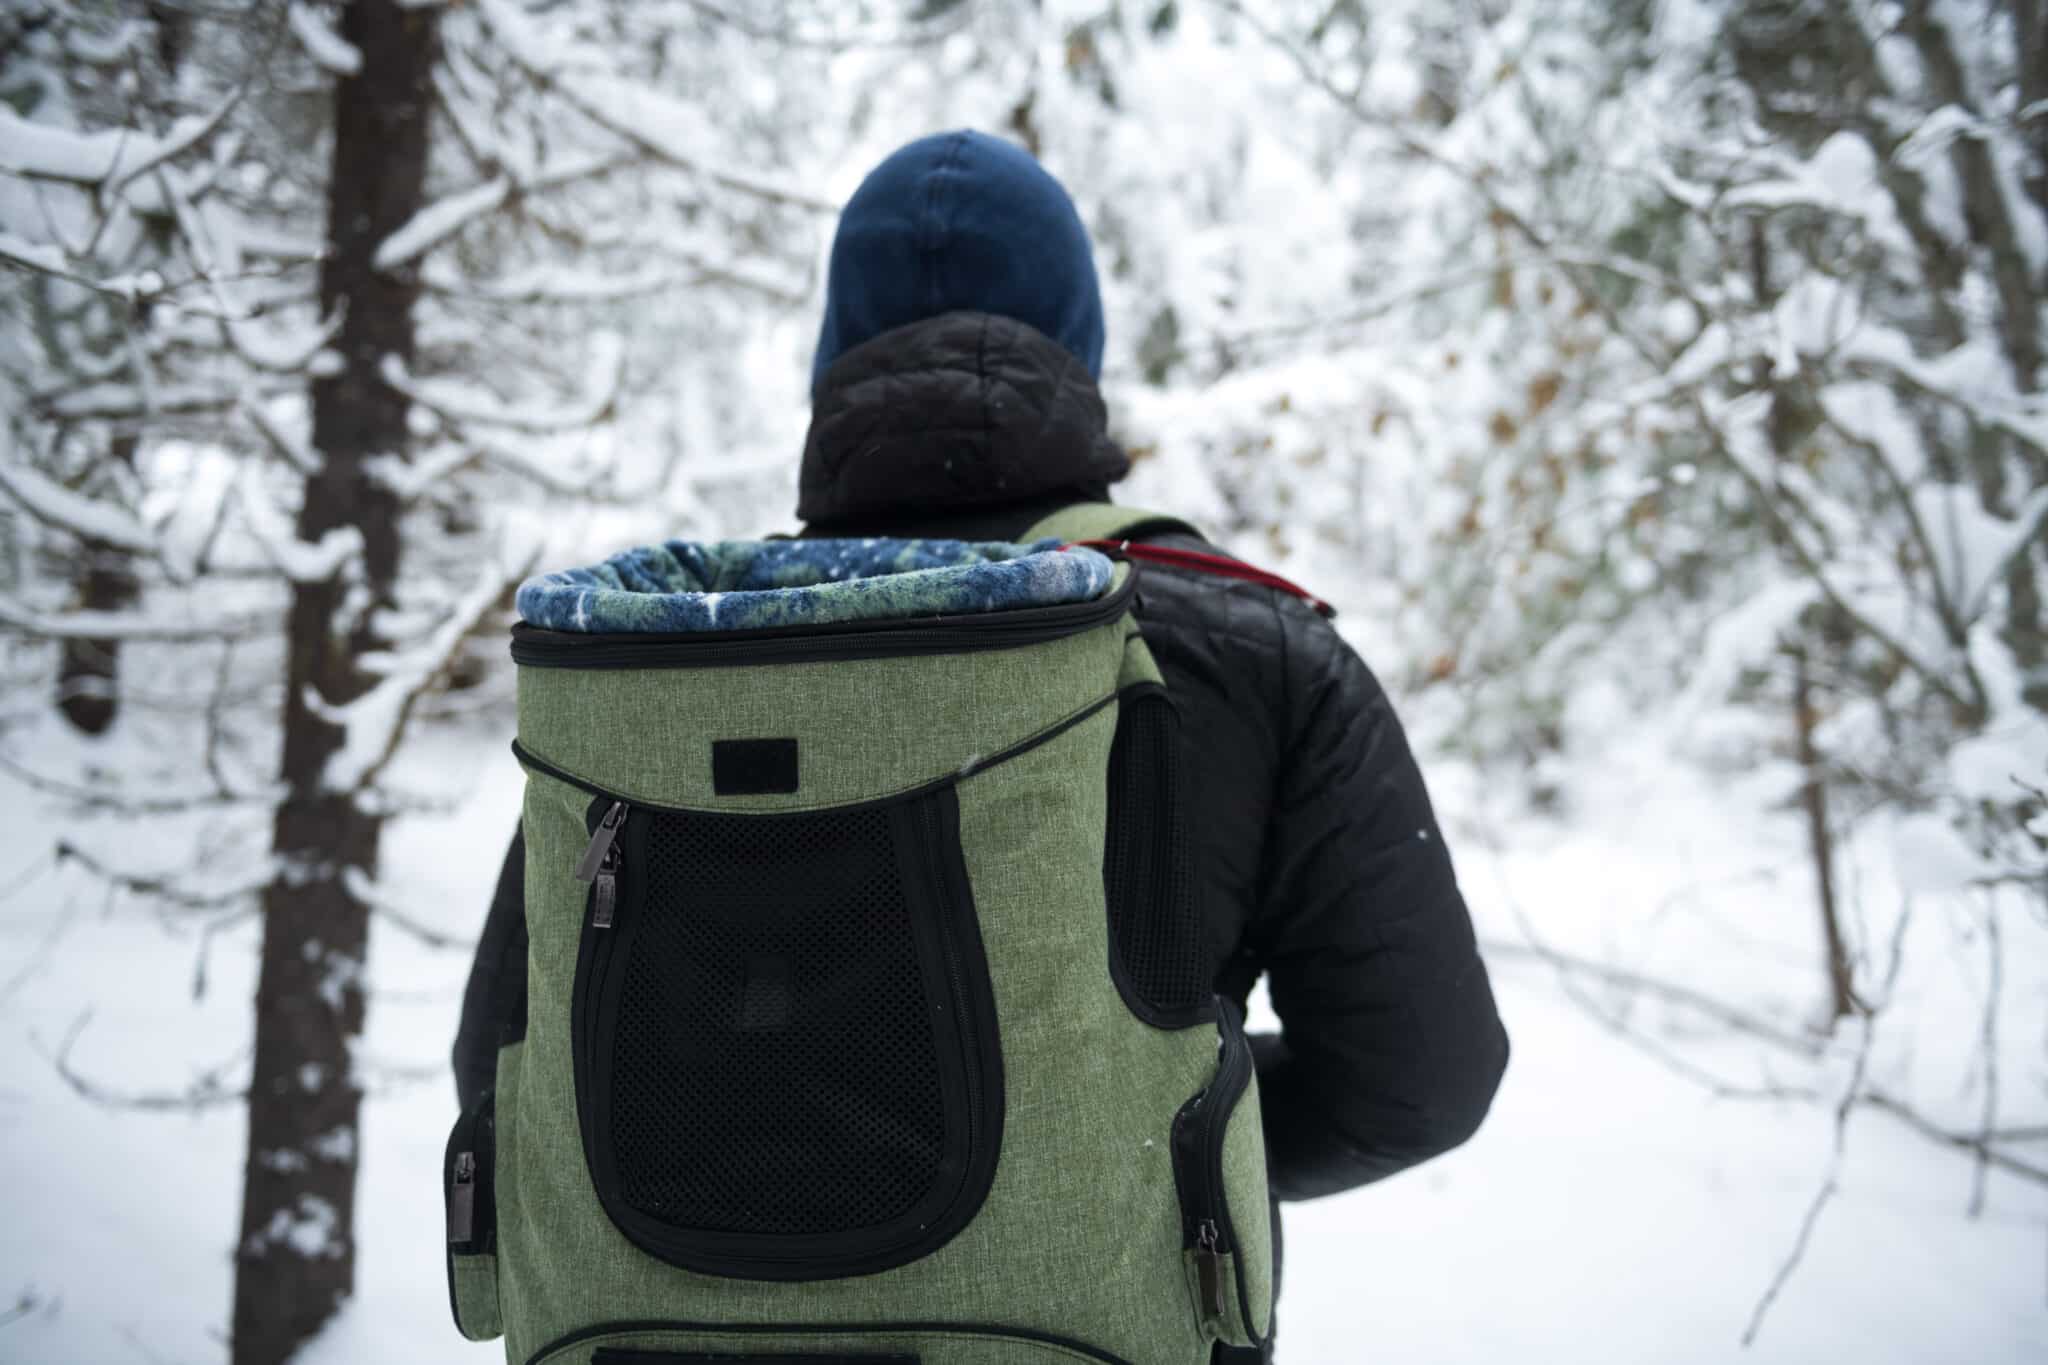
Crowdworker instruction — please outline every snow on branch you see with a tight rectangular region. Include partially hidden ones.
[363,443,478,501]
[0,594,273,642]
[0,457,156,553]
[1910,482,2048,619]
[1721,133,1915,255]
[472,0,832,213]
[103,96,246,201]
[373,176,510,271]
[233,465,364,583]
[381,334,623,432]
[288,3,363,76]
[1703,392,1981,713]
[41,380,242,421]
[315,542,540,795]
[1844,330,2048,459]
[0,231,165,302]
[0,108,173,185]
[421,251,806,306]
[224,311,341,375]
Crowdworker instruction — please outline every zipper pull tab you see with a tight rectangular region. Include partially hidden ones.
[591,845,619,930]
[1194,1218,1226,1324]
[448,1150,477,1246]
[1196,1219,1220,1326]
[575,801,628,882]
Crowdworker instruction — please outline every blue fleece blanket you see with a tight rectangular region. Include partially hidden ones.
[516,537,1113,634]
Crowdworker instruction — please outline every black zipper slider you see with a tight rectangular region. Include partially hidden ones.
[575,801,628,882]
[1195,1217,1226,1324]
[448,1150,477,1245]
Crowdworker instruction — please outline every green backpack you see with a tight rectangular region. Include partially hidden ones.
[445,506,1275,1365]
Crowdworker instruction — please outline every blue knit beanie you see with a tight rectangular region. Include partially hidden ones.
[811,130,1106,390]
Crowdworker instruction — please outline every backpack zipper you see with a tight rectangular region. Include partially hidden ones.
[577,800,629,929]
[1170,1001,1255,1335]
[447,1150,478,1245]
[446,1099,495,1251]
[511,567,1137,669]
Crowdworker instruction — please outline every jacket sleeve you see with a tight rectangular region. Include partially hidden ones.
[1246,614,1508,1199]
[453,825,528,1111]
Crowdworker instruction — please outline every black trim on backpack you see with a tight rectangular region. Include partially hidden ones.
[592,1353,918,1365]
[528,1321,1133,1365]
[1103,682,1214,1031]
[510,566,1137,670]
[568,782,1003,1281]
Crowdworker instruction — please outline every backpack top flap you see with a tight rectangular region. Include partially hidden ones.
[510,536,1136,812]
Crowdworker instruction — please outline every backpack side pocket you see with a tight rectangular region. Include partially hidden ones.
[1103,684,1212,1029]
[1170,999,1273,1349]
[445,1092,503,1342]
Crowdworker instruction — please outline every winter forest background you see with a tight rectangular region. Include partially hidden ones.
[1,0,2044,1361]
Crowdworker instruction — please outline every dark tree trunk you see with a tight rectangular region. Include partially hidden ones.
[1791,643,1857,1025]
[56,510,141,733]
[230,4,436,1361]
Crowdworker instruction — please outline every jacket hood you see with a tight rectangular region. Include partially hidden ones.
[810,130,1105,390]
[797,311,1129,530]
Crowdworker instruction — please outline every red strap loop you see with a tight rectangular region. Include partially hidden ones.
[1064,538,1335,618]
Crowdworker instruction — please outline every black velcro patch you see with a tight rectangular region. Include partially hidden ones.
[712,737,799,794]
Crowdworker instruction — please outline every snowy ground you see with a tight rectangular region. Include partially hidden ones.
[1,697,2043,1364]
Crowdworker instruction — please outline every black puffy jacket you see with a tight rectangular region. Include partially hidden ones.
[455,308,1508,1233]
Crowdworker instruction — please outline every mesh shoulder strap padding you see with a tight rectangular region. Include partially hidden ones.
[1022,502,1204,547]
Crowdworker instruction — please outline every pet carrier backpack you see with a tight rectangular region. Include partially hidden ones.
[444,506,1276,1365]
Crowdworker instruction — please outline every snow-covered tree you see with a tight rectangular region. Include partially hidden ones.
[0,2,841,1357]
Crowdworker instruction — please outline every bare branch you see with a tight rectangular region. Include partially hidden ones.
[0,231,164,302]
[37,1010,247,1112]
[1742,903,1911,1346]
[0,1284,46,1332]
[1860,1090,2048,1186]
[56,840,269,913]
[341,866,474,951]
[1969,901,2003,1217]
[0,748,279,815]
[1479,935,1823,1058]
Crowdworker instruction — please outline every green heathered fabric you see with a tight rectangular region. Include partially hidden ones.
[451,1254,502,1341]
[1021,503,1202,547]
[513,566,1132,813]
[491,602,1272,1365]
[530,1326,1115,1364]
[1117,623,1165,691]
[1224,1082,1275,1342]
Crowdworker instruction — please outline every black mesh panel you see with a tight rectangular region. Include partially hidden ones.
[609,805,946,1236]
[1105,690,1207,1020]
